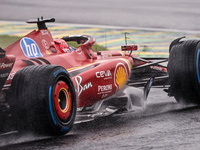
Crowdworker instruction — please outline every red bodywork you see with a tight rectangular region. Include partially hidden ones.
[3,21,166,109]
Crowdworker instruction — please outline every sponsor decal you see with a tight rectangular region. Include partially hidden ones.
[96,70,112,79]
[40,30,49,35]
[101,93,108,99]
[114,63,128,90]
[75,76,93,96]
[120,58,132,72]
[0,62,13,69]
[98,84,112,92]
[0,73,9,78]
[98,84,112,95]
[42,39,49,49]
[7,71,16,80]
[20,37,43,58]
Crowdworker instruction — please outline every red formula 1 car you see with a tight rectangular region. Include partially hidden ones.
[0,18,168,136]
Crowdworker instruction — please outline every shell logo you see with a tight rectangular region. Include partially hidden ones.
[114,63,128,90]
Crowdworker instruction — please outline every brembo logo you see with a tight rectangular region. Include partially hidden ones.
[20,37,42,58]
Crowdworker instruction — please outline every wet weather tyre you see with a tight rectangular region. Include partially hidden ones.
[168,39,200,104]
[8,65,76,135]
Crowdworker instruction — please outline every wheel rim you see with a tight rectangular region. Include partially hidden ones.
[54,81,72,120]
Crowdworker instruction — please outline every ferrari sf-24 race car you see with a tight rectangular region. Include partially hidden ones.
[0,17,196,136]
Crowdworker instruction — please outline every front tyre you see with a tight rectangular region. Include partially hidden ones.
[168,38,200,104]
[8,65,76,135]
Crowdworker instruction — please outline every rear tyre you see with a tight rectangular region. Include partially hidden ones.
[168,38,200,104]
[8,65,76,135]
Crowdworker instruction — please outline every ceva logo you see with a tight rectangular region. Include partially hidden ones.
[20,37,43,58]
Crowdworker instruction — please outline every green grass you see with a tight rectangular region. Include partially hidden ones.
[0,35,107,51]
[0,35,21,48]
[67,41,107,52]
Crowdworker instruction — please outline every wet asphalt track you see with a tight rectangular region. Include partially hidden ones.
[1,0,200,149]
[1,88,200,150]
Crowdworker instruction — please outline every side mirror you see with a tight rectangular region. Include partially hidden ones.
[121,45,138,51]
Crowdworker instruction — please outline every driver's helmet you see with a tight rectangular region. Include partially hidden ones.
[54,39,71,53]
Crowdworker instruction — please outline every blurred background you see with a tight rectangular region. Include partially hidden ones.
[0,0,200,58]
[0,0,200,31]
